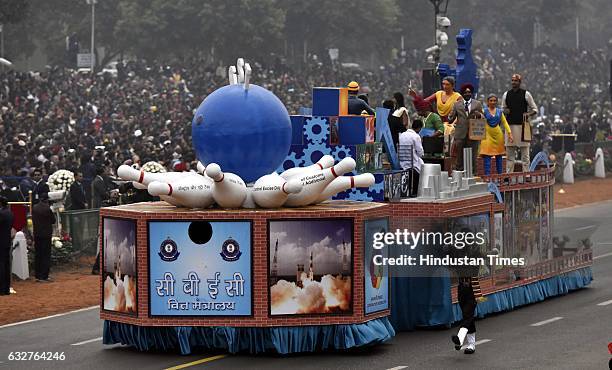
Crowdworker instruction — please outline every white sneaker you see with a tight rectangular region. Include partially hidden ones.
[451,327,468,351]
[464,333,476,354]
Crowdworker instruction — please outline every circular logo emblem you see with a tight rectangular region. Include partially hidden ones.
[159,238,180,261]
[220,238,241,262]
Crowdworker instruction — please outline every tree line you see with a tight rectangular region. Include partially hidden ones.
[0,0,608,70]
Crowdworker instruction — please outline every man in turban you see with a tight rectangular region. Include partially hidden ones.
[449,83,484,172]
[414,96,444,137]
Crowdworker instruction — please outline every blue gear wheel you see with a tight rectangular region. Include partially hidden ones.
[304,117,329,144]
[301,144,326,165]
[331,145,352,162]
[345,189,373,201]
[276,151,304,173]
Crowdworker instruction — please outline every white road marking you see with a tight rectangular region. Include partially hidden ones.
[555,199,612,213]
[597,242,612,245]
[594,252,612,260]
[71,337,102,346]
[0,305,99,329]
[530,317,563,326]
[574,225,596,231]
[597,299,612,306]
[386,367,408,370]
[474,339,492,345]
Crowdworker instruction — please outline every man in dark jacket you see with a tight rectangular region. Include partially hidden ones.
[347,81,375,115]
[18,170,36,201]
[91,166,109,209]
[32,194,55,282]
[32,169,50,204]
[501,74,538,172]
[0,196,14,295]
[69,171,88,210]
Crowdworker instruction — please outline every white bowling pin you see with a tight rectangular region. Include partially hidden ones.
[252,174,303,208]
[236,58,245,83]
[196,161,206,174]
[205,163,247,208]
[118,165,196,187]
[279,155,335,180]
[284,157,356,207]
[313,173,375,204]
[148,176,214,209]
[228,66,238,85]
[242,187,256,209]
[243,62,252,90]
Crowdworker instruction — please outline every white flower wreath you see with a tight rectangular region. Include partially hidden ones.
[47,170,75,191]
[141,161,166,173]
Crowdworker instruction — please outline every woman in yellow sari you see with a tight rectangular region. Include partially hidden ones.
[480,94,513,175]
[410,76,462,122]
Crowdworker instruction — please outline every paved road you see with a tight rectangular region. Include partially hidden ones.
[1,201,611,370]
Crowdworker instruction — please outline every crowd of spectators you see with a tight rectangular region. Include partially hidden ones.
[476,45,612,143]
[0,45,610,206]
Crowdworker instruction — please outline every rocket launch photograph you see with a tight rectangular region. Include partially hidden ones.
[268,219,353,315]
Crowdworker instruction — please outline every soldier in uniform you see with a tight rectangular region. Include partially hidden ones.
[448,227,497,354]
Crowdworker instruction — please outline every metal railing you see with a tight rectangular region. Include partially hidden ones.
[452,249,592,303]
[59,209,100,255]
[480,165,556,190]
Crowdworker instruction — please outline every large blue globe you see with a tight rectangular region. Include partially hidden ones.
[192,84,291,183]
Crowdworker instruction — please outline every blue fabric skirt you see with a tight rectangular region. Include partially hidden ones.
[103,317,395,355]
[391,267,592,330]
[452,267,593,321]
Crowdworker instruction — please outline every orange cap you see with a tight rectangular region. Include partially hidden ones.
[347,81,359,92]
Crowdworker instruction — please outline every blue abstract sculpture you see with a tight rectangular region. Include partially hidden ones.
[192,84,292,183]
[455,28,480,95]
[437,29,479,96]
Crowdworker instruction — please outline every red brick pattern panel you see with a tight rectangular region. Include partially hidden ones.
[100,201,391,327]
[388,195,500,252]
[99,188,544,328]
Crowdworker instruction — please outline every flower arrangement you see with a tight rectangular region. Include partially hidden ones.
[51,236,63,249]
[141,161,166,173]
[47,170,75,192]
[51,232,74,265]
[574,153,594,177]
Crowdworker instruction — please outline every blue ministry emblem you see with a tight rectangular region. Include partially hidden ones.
[220,238,241,262]
[159,237,180,261]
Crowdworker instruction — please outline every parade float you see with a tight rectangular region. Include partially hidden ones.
[101,32,592,354]
[100,59,393,354]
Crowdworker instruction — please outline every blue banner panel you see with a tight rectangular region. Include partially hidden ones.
[148,220,252,316]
